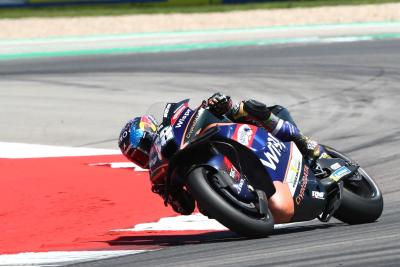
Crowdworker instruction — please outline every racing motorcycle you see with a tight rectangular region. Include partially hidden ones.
[148,99,383,237]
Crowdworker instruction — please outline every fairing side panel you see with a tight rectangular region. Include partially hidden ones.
[215,123,327,221]
[216,124,292,183]
[290,164,327,222]
[207,154,256,202]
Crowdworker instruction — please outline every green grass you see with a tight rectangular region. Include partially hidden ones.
[0,0,399,19]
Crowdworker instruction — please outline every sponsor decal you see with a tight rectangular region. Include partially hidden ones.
[224,157,240,182]
[330,162,342,171]
[330,166,351,181]
[236,124,254,146]
[170,103,187,125]
[119,130,129,151]
[149,125,173,166]
[295,165,309,205]
[120,130,128,140]
[139,116,157,132]
[285,144,303,196]
[235,179,245,194]
[163,103,171,119]
[185,109,203,140]
[159,125,174,147]
[312,191,325,200]
[229,168,236,179]
[260,134,286,170]
[175,109,191,128]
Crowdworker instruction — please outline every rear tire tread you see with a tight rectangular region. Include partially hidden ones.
[324,146,384,224]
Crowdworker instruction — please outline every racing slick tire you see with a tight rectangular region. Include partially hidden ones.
[324,146,384,224]
[186,167,274,237]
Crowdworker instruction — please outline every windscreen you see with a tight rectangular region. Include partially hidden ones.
[145,102,169,126]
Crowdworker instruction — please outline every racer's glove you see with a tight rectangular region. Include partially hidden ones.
[152,184,195,215]
[207,92,233,117]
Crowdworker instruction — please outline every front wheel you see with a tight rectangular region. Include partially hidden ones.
[186,167,274,237]
[324,146,384,224]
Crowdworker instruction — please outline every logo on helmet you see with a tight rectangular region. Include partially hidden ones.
[139,116,157,132]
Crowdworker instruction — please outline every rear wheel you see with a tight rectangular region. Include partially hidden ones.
[186,167,274,237]
[324,146,383,224]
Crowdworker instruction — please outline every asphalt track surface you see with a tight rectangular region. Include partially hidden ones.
[1,39,400,266]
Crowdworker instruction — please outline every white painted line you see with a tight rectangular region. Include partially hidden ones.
[115,213,228,232]
[114,213,317,232]
[0,250,151,267]
[88,162,148,172]
[0,142,120,158]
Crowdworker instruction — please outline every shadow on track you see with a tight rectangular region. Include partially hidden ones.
[107,231,241,247]
[105,223,340,247]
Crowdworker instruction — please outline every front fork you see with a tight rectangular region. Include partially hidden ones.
[312,157,359,222]
[318,181,343,222]
[205,147,270,216]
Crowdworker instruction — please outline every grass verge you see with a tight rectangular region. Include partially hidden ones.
[0,0,399,19]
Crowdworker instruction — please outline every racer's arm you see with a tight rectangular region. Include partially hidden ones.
[207,93,327,159]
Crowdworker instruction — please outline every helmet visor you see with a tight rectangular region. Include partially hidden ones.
[126,130,154,168]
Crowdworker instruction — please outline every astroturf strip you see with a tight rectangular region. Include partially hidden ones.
[1,21,400,44]
[1,32,400,61]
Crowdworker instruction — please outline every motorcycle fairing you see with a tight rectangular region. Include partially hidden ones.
[148,133,169,183]
[211,123,327,221]
[160,99,190,127]
[181,108,231,148]
[283,143,303,196]
[207,154,257,202]
[172,107,193,144]
[150,101,327,222]
[149,99,191,183]
[215,123,292,183]
[290,163,327,222]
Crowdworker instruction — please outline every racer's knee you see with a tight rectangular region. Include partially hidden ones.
[268,181,295,223]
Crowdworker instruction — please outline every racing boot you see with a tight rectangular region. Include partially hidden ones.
[293,134,331,160]
[230,99,330,160]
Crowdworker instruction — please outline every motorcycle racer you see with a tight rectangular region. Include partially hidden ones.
[118,93,329,223]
